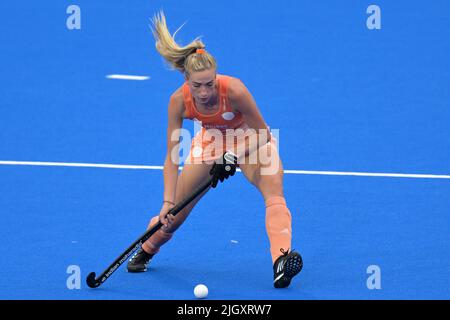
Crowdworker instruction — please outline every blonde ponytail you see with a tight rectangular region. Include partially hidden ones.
[151,11,217,76]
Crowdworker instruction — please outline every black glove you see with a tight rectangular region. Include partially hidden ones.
[210,151,238,188]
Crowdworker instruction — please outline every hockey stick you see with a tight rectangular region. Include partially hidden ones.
[86,175,214,288]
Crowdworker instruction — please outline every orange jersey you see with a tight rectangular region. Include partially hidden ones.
[182,74,276,164]
[182,74,245,132]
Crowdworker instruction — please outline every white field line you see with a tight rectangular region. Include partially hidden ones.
[1,160,449,179]
[106,74,150,81]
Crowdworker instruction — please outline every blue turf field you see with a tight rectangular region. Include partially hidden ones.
[1,1,449,299]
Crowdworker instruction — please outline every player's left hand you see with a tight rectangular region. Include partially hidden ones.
[210,151,238,188]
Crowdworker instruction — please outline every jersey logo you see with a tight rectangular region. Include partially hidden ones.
[222,112,235,121]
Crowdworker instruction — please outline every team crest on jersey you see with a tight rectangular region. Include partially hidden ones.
[221,112,235,121]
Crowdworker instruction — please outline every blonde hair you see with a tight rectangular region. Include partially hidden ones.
[151,11,217,77]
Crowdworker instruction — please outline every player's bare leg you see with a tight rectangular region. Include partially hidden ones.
[127,162,213,272]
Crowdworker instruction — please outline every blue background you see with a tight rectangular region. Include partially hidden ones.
[0,0,449,299]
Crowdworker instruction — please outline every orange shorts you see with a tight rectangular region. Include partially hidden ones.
[185,123,278,166]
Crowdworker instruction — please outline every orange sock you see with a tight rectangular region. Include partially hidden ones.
[142,216,173,254]
[265,196,292,263]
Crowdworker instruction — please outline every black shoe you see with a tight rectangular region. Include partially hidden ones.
[127,248,154,273]
[273,249,303,288]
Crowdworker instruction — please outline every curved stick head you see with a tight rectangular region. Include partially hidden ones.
[86,272,101,288]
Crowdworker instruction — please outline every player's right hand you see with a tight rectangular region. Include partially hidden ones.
[159,202,175,229]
